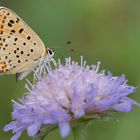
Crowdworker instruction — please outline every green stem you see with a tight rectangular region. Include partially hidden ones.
[72,125,86,140]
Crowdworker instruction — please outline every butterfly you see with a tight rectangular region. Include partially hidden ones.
[0,6,54,81]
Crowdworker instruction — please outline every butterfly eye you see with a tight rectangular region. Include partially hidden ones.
[48,49,54,56]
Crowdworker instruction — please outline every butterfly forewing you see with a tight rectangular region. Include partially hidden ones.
[0,7,46,75]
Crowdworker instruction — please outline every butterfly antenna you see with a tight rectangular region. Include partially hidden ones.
[43,32,74,52]
[52,41,74,52]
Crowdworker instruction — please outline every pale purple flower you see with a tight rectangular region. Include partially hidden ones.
[4,57,139,140]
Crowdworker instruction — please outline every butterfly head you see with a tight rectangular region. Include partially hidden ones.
[47,48,55,58]
[41,48,55,64]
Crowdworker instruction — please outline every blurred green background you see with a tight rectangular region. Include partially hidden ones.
[0,0,140,140]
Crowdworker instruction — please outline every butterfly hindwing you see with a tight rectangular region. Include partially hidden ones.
[0,34,40,74]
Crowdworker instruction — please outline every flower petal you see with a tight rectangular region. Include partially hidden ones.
[59,122,71,138]
[27,123,40,136]
[112,102,133,112]
[11,130,23,140]
[3,121,16,131]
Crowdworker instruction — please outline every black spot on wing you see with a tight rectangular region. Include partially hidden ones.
[9,20,14,24]
[19,28,24,33]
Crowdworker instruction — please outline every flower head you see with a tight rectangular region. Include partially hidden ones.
[4,57,139,140]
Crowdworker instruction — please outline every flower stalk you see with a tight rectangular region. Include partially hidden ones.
[73,125,83,140]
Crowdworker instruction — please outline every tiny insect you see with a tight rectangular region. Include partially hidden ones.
[0,7,54,80]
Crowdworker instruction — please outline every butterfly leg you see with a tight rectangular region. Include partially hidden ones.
[51,58,57,67]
